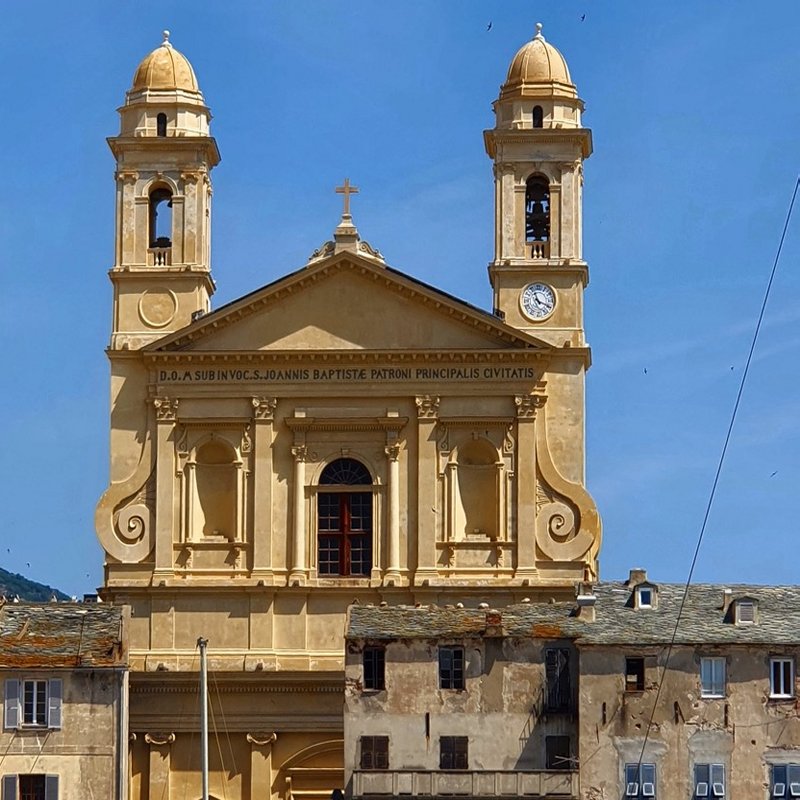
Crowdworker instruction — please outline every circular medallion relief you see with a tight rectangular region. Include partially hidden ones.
[139,288,178,328]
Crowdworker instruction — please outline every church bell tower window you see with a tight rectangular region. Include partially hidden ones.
[156,112,167,137]
[532,105,544,128]
[317,458,373,577]
[148,187,173,249]
[525,174,550,249]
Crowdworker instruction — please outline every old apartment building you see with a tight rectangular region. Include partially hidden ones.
[0,602,128,800]
[345,574,800,799]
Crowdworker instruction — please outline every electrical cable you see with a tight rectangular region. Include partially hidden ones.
[632,175,800,783]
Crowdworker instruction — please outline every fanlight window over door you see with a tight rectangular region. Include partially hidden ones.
[317,458,373,577]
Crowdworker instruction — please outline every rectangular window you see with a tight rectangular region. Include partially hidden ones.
[545,735,571,770]
[545,648,572,711]
[439,647,465,690]
[625,657,645,692]
[770,658,795,698]
[363,647,385,691]
[439,736,468,770]
[700,657,726,698]
[771,764,800,799]
[359,736,389,770]
[625,763,656,798]
[694,763,725,798]
[22,681,48,726]
[3,775,58,800]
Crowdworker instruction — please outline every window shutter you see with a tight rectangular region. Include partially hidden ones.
[45,775,59,800]
[1,776,17,800]
[4,679,20,730]
[48,679,63,729]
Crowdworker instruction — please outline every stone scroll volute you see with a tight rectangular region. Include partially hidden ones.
[533,408,601,575]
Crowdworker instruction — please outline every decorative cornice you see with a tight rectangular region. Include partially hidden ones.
[252,396,277,421]
[438,416,515,427]
[153,396,179,421]
[415,395,440,420]
[145,349,559,366]
[132,683,343,695]
[286,416,407,434]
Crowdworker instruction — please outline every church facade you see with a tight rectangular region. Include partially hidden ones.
[94,25,601,799]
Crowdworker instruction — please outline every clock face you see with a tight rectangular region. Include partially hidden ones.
[520,283,556,321]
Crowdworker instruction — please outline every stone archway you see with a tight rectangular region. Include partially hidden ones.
[278,739,344,800]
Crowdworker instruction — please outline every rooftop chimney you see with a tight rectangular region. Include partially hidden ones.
[575,581,597,622]
[627,567,647,586]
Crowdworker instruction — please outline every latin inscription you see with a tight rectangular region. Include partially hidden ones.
[156,366,536,384]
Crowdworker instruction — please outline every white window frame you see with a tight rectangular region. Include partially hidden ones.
[772,764,800,798]
[770,658,795,699]
[637,587,653,609]
[694,763,725,798]
[625,763,656,799]
[735,600,755,625]
[700,657,726,698]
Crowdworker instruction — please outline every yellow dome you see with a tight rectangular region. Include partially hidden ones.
[131,31,200,93]
[501,23,575,97]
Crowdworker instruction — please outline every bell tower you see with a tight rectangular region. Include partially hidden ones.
[484,23,592,348]
[107,31,220,350]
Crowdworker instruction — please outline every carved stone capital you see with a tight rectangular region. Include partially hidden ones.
[515,394,546,419]
[252,396,277,421]
[144,732,176,746]
[115,170,139,184]
[291,445,308,463]
[153,396,179,422]
[385,444,401,462]
[415,395,440,420]
[246,731,278,747]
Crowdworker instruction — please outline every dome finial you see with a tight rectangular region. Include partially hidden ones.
[162,30,172,49]
[534,22,544,41]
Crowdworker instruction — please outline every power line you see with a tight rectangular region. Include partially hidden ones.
[634,175,800,775]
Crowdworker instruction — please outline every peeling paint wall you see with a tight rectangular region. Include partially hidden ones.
[344,635,578,790]
[578,645,800,799]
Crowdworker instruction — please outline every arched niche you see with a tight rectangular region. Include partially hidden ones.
[446,437,502,541]
[186,437,241,541]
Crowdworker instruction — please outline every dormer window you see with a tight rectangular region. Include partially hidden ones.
[735,599,756,625]
[634,582,658,610]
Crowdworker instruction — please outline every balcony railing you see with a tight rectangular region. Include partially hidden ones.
[148,246,172,266]
[352,769,578,798]
[528,240,550,259]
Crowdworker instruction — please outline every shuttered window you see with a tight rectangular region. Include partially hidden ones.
[545,648,572,711]
[3,679,62,730]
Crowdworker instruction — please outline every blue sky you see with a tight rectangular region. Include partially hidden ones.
[1,2,798,596]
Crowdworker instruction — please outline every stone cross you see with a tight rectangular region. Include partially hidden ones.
[335,178,359,216]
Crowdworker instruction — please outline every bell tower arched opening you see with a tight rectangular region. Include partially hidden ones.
[525,174,550,255]
[148,186,173,248]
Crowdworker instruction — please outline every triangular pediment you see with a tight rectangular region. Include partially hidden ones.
[149,254,551,353]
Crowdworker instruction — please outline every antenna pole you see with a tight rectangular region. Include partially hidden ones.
[198,637,209,800]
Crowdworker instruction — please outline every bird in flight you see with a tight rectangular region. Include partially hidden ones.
[581,14,586,21]
[643,368,648,374]
[487,21,492,31]
[770,471,779,478]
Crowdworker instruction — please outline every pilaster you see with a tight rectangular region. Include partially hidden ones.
[514,393,546,581]
[252,397,277,583]
[414,395,440,585]
[153,396,179,577]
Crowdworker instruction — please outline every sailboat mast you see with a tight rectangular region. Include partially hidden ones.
[198,637,209,800]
